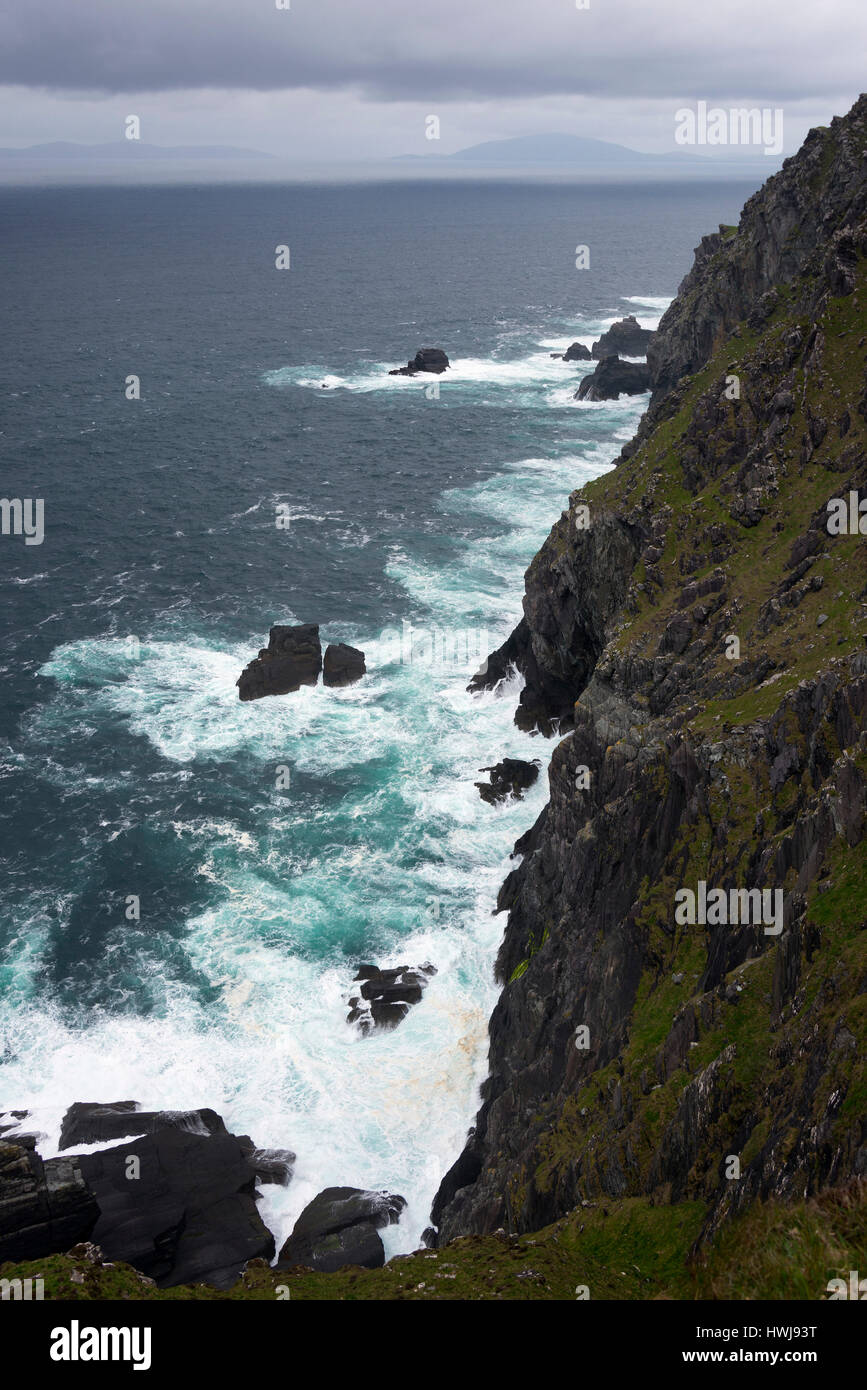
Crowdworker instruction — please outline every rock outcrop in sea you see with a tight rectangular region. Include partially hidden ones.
[591,314,656,359]
[237,625,366,700]
[552,341,592,362]
[475,757,540,804]
[388,348,450,376]
[323,641,366,687]
[347,962,437,1032]
[277,1187,406,1272]
[237,623,322,700]
[575,354,651,400]
[0,1102,408,1286]
[1,1103,294,1289]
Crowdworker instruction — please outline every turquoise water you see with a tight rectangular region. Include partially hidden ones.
[0,179,755,1253]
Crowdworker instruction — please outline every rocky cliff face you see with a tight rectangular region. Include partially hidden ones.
[433,95,867,1252]
[0,1137,98,1263]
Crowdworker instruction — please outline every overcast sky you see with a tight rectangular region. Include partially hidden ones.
[0,0,864,160]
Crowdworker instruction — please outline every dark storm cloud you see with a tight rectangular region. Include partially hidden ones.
[1,0,863,100]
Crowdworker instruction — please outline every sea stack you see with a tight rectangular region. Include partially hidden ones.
[590,315,656,358]
[323,642,366,687]
[575,354,651,400]
[388,347,450,376]
[237,624,322,701]
[562,341,593,361]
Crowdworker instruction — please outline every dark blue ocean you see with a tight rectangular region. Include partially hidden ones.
[0,178,755,1251]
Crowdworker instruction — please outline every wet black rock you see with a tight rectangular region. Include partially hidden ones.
[75,1124,275,1289]
[591,315,655,359]
[388,348,450,376]
[241,1147,296,1186]
[0,1101,298,1288]
[0,1110,30,1138]
[58,1102,295,1188]
[475,758,541,804]
[277,1186,406,1272]
[0,1138,99,1263]
[237,624,322,701]
[347,962,437,1033]
[323,642,366,687]
[576,355,652,401]
[562,341,593,361]
[468,514,640,734]
[59,1101,227,1151]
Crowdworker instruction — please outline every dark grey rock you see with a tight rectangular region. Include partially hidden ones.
[58,1101,295,1190]
[76,1127,275,1289]
[575,355,652,401]
[0,1110,30,1138]
[347,962,437,1033]
[475,758,541,804]
[59,1101,228,1151]
[0,1140,99,1263]
[388,348,450,376]
[239,1146,296,1186]
[277,1186,406,1272]
[237,624,322,701]
[468,514,640,734]
[323,642,366,687]
[562,341,593,362]
[591,316,655,359]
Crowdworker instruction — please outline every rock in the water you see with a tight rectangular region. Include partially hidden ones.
[239,1146,295,1186]
[75,1125,275,1289]
[277,1186,406,1272]
[323,642,366,687]
[58,1102,295,1188]
[562,341,592,361]
[475,757,541,804]
[0,1110,30,1138]
[590,315,655,359]
[575,355,651,401]
[388,347,450,376]
[237,623,322,701]
[347,962,437,1033]
[0,1138,99,1263]
[59,1101,228,1151]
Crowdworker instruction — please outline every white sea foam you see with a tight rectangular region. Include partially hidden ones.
[3,304,647,1259]
[621,293,674,330]
[4,640,546,1252]
[622,294,673,309]
[270,349,588,399]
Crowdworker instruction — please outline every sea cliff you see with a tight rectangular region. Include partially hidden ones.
[432,94,867,1265]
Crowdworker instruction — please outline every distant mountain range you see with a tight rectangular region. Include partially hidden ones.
[396,132,775,167]
[0,141,274,161]
[0,134,780,178]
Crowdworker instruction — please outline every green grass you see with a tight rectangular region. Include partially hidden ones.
[4,1181,863,1300]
